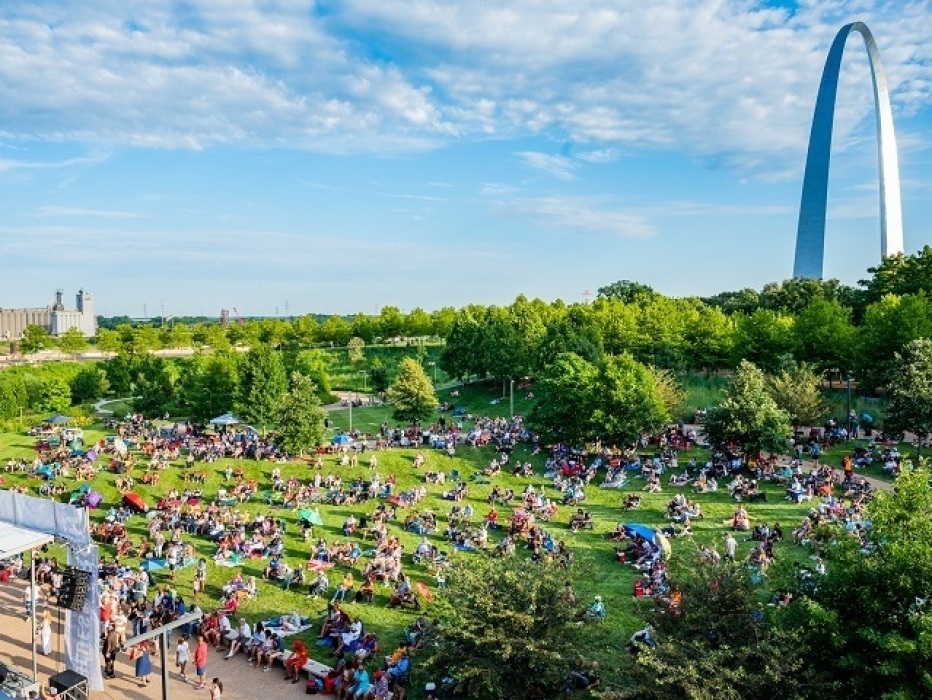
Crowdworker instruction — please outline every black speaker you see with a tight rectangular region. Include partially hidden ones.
[49,669,86,694]
[57,568,91,612]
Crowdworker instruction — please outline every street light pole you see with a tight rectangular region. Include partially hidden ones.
[846,375,853,438]
[510,378,514,419]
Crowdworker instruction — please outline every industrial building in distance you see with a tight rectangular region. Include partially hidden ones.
[0,289,97,339]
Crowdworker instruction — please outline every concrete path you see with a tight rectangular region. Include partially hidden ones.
[0,578,303,700]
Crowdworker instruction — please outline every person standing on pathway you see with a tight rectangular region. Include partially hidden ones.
[176,635,190,681]
[194,634,209,689]
[210,678,224,700]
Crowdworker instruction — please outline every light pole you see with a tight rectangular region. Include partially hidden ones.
[846,375,853,438]
[428,361,437,384]
[509,378,514,419]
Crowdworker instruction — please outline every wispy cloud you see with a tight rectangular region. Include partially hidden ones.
[0,1,926,176]
[494,195,656,238]
[516,151,577,179]
[33,206,146,219]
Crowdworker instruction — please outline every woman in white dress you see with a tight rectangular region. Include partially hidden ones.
[38,610,52,655]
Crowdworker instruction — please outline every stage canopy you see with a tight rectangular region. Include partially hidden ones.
[0,521,54,560]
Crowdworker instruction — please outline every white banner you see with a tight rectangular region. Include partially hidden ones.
[0,491,91,547]
[0,491,100,689]
[66,544,103,691]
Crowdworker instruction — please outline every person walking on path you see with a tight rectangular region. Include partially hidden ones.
[176,635,190,681]
[103,624,121,679]
[194,634,209,690]
[210,678,224,700]
[37,610,52,655]
[132,641,153,687]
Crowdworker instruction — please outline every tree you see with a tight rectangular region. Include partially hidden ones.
[420,556,581,700]
[766,361,829,430]
[347,337,366,365]
[861,245,932,303]
[529,353,669,449]
[529,353,600,447]
[166,323,194,349]
[649,366,686,421]
[856,294,932,391]
[319,315,351,345]
[70,365,110,403]
[377,305,406,339]
[58,327,88,358]
[369,358,390,394]
[96,328,123,354]
[704,360,791,457]
[20,325,53,354]
[237,346,288,428]
[274,372,326,454]
[616,554,808,700]
[793,298,856,374]
[597,279,657,304]
[884,338,932,453]
[386,357,437,425]
[130,325,162,355]
[290,349,333,402]
[0,372,27,419]
[39,376,72,413]
[131,356,178,416]
[180,352,240,422]
[594,354,670,447]
[733,310,796,373]
[776,464,932,699]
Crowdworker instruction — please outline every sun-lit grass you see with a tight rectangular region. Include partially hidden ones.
[0,379,828,688]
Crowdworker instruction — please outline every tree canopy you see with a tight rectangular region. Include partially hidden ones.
[386,357,438,425]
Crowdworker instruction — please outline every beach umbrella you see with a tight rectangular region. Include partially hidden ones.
[87,491,103,509]
[298,508,324,526]
[122,492,147,513]
[209,413,241,426]
[44,414,74,425]
[654,532,672,559]
[140,559,166,572]
[624,523,656,542]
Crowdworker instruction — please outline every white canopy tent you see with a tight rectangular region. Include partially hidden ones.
[0,521,54,684]
[0,521,54,560]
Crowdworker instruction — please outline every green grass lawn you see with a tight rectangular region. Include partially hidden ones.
[0,381,832,689]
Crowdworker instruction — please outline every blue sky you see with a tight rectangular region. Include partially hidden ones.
[0,0,930,317]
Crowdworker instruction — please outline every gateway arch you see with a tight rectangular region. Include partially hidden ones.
[793,21,904,279]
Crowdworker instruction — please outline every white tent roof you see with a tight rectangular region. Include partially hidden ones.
[0,521,54,560]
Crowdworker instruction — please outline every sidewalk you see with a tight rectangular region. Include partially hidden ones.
[0,579,308,700]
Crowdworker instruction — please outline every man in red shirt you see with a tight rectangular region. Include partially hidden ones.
[193,634,209,690]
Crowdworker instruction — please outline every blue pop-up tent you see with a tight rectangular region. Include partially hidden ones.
[624,523,656,542]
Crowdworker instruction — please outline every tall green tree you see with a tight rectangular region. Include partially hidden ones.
[529,352,600,447]
[883,338,932,452]
[766,361,829,430]
[704,360,791,457]
[420,556,581,700]
[597,279,658,304]
[856,294,932,391]
[861,245,932,303]
[594,353,670,447]
[70,365,110,403]
[386,357,437,425]
[529,352,669,448]
[617,555,808,700]
[274,372,326,454]
[793,298,856,374]
[96,328,123,354]
[347,337,366,365]
[237,346,288,427]
[776,464,932,699]
[733,309,796,373]
[58,327,88,358]
[289,349,333,402]
[20,325,53,354]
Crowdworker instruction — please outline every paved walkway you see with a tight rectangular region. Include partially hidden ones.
[0,579,307,700]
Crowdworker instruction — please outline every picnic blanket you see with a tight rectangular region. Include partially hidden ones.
[305,560,334,572]
[262,615,313,637]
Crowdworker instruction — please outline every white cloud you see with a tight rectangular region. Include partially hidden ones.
[0,1,927,176]
[32,206,146,219]
[491,194,656,238]
[516,151,577,179]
